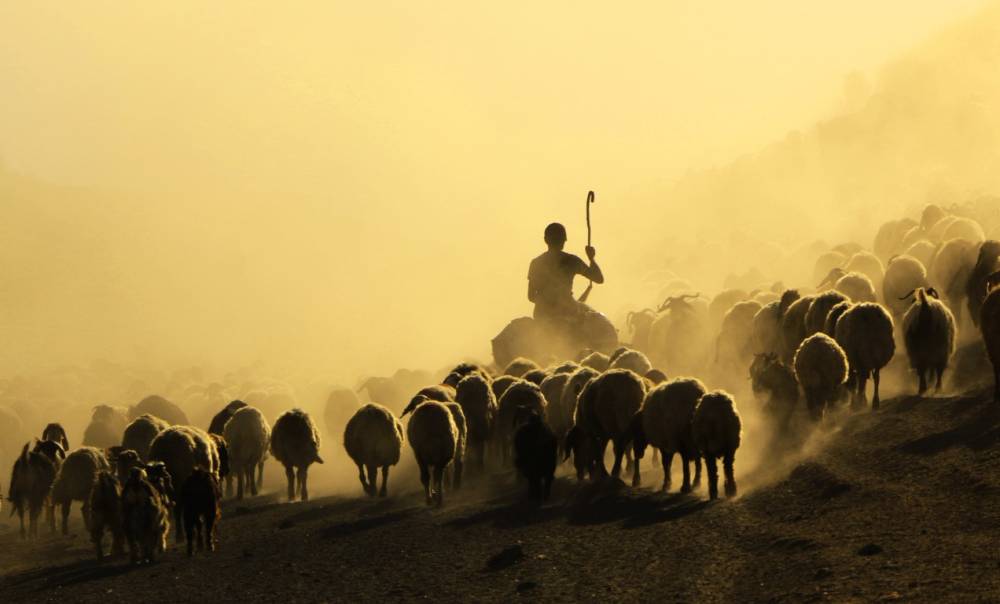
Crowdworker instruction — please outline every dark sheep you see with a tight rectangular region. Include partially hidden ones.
[208,400,248,436]
[89,470,125,560]
[513,411,558,501]
[8,442,57,539]
[180,467,221,556]
[129,395,189,426]
[122,467,170,564]
[41,423,69,451]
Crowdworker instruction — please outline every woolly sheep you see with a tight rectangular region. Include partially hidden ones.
[406,400,458,506]
[8,442,57,539]
[692,391,742,499]
[504,357,540,378]
[443,402,467,489]
[270,409,324,502]
[575,369,646,482]
[929,238,977,321]
[979,273,1000,402]
[609,348,654,376]
[496,380,547,463]
[455,374,497,471]
[180,467,221,556]
[522,369,549,386]
[843,251,884,291]
[835,303,896,410]
[343,403,403,497]
[555,366,600,449]
[965,240,1000,327]
[824,301,852,336]
[709,289,749,328]
[921,204,948,232]
[943,216,985,243]
[793,334,849,421]
[224,406,271,499]
[750,353,800,430]
[631,378,705,492]
[149,425,221,538]
[874,218,918,260]
[122,467,170,564]
[901,288,957,394]
[130,395,189,426]
[122,414,170,461]
[548,360,580,375]
[51,446,110,535]
[538,372,571,442]
[813,251,846,285]
[804,291,848,337]
[490,375,518,402]
[648,294,711,376]
[835,271,878,303]
[208,400,248,436]
[883,255,929,316]
[442,362,492,388]
[716,300,763,368]
[752,301,783,355]
[904,240,938,272]
[513,412,558,501]
[780,295,817,364]
[400,384,457,416]
[626,309,657,351]
[89,470,124,559]
[579,351,611,372]
[41,423,69,451]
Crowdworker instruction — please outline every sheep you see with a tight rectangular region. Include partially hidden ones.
[901,288,958,394]
[208,399,248,436]
[752,301,783,355]
[538,372,571,441]
[929,238,977,322]
[692,391,742,499]
[51,446,110,535]
[143,461,176,510]
[630,378,705,492]
[122,414,170,461]
[835,271,878,303]
[804,291,849,337]
[400,384,457,416]
[406,400,458,506]
[513,411,558,501]
[645,369,668,385]
[83,405,129,449]
[874,218,918,260]
[793,334,849,421]
[130,395,189,426]
[270,408,324,502]
[490,375,519,401]
[504,357,540,378]
[749,353,799,431]
[824,301,852,336]
[626,309,657,351]
[609,348,654,375]
[709,289,750,328]
[648,294,711,376]
[835,303,896,410]
[921,204,948,232]
[112,448,143,482]
[444,402,467,489]
[88,470,124,560]
[943,216,985,243]
[495,380,547,464]
[965,240,1000,327]
[41,423,69,451]
[905,240,938,272]
[31,440,65,532]
[121,467,170,564]
[813,251,847,285]
[579,351,611,371]
[442,362,492,388]
[883,255,929,317]
[715,300,763,368]
[780,295,817,364]
[8,441,57,539]
[522,368,549,386]
[575,369,647,483]
[343,403,403,497]
[843,251,884,292]
[224,406,271,499]
[149,425,221,537]
[180,467,221,556]
[549,360,580,375]
[455,374,497,471]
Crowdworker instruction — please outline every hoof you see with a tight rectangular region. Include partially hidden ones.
[725,484,737,498]
[680,483,691,494]
[631,478,641,488]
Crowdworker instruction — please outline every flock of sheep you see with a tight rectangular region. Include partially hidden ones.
[6,200,1000,569]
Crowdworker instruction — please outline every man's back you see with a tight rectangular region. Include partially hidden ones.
[528,250,588,319]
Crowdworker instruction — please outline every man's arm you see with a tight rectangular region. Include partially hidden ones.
[581,246,604,284]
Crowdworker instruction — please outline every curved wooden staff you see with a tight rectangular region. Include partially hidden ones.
[579,190,596,303]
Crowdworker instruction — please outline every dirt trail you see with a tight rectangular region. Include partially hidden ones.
[2,390,999,603]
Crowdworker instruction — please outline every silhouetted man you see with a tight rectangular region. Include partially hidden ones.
[528,223,604,326]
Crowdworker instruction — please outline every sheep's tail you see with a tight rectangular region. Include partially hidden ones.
[917,288,929,307]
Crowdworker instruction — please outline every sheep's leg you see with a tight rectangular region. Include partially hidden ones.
[60,502,70,536]
[693,455,702,488]
[284,464,295,502]
[723,451,737,498]
[630,443,641,488]
[206,513,216,552]
[917,366,928,396]
[366,464,378,497]
[610,438,625,480]
[82,501,91,532]
[853,373,869,411]
[651,447,660,468]
[356,463,369,495]
[418,461,431,505]
[379,465,390,497]
[661,449,674,492]
[248,466,258,497]
[935,367,944,392]
[92,519,104,560]
[237,469,246,500]
[17,509,25,540]
[596,438,609,477]
[705,455,719,500]
[453,457,463,491]
[432,465,445,507]
[872,370,881,410]
[257,461,265,490]
[298,466,310,502]
[624,448,634,474]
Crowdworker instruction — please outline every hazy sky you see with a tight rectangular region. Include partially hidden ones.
[0,2,992,377]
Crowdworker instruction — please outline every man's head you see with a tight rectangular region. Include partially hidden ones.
[544,222,567,250]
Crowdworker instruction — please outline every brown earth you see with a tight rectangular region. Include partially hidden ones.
[1,389,999,603]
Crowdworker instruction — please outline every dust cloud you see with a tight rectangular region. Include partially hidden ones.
[1,2,999,495]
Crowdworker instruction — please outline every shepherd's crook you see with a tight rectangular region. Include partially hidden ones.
[579,190,596,303]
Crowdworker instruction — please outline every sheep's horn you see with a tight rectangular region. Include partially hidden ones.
[898,289,917,301]
[926,287,940,299]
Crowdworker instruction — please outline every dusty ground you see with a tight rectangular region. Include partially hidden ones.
[2,389,999,603]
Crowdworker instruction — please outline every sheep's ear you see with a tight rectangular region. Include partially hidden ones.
[314,454,325,464]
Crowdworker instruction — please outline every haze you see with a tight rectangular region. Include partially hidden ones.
[0,1,992,378]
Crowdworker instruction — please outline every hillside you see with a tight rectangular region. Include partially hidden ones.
[1,389,998,603]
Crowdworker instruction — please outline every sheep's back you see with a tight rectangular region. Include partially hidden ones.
[406,402,458,467]
[343,403,403,467]
[641,378,705,451]
[225,406,272,469]
[693,393,742,457]
[52,446,109,504]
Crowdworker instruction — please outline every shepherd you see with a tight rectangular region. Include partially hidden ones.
[527,191,604,333]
